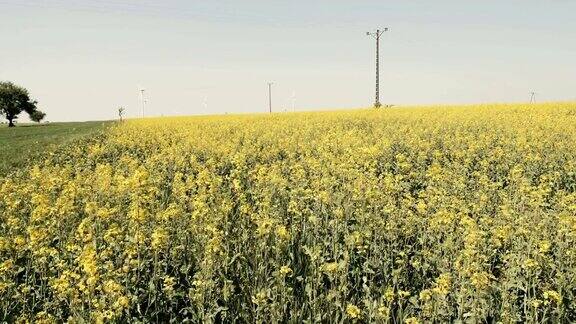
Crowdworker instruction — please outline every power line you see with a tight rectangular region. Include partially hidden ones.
[366,28,389,108]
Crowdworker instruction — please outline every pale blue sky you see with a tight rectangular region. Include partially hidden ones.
[1,0,575,121]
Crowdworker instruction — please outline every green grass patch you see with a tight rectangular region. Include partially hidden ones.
[0,121,111,177]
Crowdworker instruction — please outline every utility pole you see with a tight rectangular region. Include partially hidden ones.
[366,28,389,108]
[118,107,125,122]
[529,91,536,104]
[291,90,296,112]
[139,88,146,118]
[268,82,273,113]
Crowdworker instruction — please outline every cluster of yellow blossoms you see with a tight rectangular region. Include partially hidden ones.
[1,103,576,322]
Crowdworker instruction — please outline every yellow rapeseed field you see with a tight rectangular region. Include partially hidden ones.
[1,103,576,323]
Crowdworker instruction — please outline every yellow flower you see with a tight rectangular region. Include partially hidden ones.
[321,262,339,274]
[538,240,551,253]
[0,260,13,274]
[78,245,98,289]
[523,258,539,269]
[404,317,420,324]
[470,272,490,290]
[117,296,130,308]
[279,265,292,277]
[256,218,273,236]
[377,305,390,319]
[50,271,75,299]
[163,276,176,295]
[345,303,361,319]
[151,228,169,250]
[419,289,432,302]
[251,290,268,306]
[385,287,395,302]
[0,237,8,252]
[103,280,122,295]
[275,225,290,240]
[433,273,451,295]
[34,311,55,324]
[543,290,562,305]
[13,236,26,248]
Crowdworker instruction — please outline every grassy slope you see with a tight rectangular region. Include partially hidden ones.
[0,121,111,177]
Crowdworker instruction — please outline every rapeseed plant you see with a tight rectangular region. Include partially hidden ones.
[1,103,576,322]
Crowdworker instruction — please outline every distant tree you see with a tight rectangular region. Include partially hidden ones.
[118,107,125,122]
[0,81,39,127]
[30,110,46,123]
